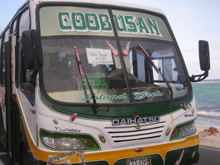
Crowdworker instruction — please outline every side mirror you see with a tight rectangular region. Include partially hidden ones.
[190,40,210,82]
[199,40,210,71]
[22,30,35,69]
[22,30,43,69]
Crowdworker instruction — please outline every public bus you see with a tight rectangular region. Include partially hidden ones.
[0,0,210,164]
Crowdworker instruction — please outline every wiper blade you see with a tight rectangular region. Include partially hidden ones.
[139,44,173,104]
[74,46,99,114]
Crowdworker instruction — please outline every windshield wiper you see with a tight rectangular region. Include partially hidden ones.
[74,46,99,114]
[139,44,173,104]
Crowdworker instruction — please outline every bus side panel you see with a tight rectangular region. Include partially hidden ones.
[11,98,38,165]
[0,105,6,148]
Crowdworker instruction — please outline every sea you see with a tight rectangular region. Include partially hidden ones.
[192,79,220,128]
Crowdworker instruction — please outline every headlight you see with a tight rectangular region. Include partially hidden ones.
[40,129,100,151]
[170,122,196,140]
[43,137,85,150]
[179,123,196,137]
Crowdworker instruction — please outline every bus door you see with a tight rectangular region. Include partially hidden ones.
[0,30,12,152]
[0,38,7,146]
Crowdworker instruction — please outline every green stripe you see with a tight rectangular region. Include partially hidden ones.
[41,92,193,120]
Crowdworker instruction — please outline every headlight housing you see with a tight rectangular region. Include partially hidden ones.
[170,122,196,140]
[179,123,196,137]
[40,129,100,151]
[43,137,85,150]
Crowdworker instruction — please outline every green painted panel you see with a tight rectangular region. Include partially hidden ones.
[165,145,199,165]
[42,92,193,120]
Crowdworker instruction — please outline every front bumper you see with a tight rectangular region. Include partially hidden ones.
[37,134,199,165]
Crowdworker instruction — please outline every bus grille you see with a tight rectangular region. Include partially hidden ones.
[105,121,166,143]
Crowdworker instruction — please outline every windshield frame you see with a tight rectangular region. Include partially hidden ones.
[36,2,192,106]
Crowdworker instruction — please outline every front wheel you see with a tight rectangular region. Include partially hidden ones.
[19,145,29,165]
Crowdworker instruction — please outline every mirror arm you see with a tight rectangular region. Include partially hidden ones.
[190,70,209,82]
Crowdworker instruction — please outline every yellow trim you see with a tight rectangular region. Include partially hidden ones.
[84,135,199,164]
[15,95,199,164]
[15,96,80,163]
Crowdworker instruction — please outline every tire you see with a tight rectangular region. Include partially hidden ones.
[19,145,29,165]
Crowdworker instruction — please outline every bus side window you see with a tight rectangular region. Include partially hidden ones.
[0,38,2,85]
[18,9,34,104]
[1,44,6,86]
[0,29,9,86]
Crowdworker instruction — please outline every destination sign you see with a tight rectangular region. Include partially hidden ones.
[57,12,163,37]
[39,7,172,41]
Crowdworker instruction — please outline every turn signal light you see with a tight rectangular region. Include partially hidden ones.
[99,134,106,143]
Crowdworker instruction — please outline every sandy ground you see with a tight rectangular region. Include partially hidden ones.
[196,125,220,149]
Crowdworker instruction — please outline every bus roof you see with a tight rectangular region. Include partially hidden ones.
[1,0,166,37]
[30,0,165,15]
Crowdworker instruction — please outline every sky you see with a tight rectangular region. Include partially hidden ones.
[0,0,220,80]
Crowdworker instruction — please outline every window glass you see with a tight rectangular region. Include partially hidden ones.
[1,29,10,86]
[1,45,5,86]
[19,9,31,84]
[19,9,34,99]
[39,6,189,104]
[0,38,2,85]
[0,38,1,53]
[19,10,30,36]
[113,9,189,103]
[4,30,9,42]
[12,19,17,33]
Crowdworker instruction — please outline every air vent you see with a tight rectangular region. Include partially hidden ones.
[105,121,165,143]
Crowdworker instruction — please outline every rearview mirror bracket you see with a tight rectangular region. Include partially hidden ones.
[190,70,208,82]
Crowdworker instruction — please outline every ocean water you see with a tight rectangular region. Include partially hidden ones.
[192,79,220,127]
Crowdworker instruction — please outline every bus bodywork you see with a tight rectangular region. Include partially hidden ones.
[0,0,210,164]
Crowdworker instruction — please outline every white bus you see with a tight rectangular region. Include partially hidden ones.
[0,0,210,164]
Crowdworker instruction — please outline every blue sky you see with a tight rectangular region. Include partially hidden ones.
[0,0,220,80]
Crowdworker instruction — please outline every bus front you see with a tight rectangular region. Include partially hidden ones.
[35,2,199,165]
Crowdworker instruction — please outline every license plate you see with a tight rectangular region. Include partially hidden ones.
[126,156,151,165]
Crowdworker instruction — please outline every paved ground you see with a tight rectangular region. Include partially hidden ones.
[194,145,220,165]
[0,143,13,165]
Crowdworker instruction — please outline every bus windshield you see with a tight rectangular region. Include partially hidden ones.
[39,5,190,104]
